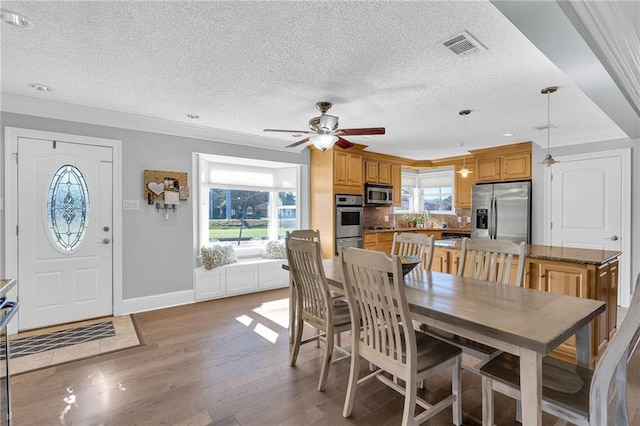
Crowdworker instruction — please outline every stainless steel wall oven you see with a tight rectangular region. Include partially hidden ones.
[335,194,363,254]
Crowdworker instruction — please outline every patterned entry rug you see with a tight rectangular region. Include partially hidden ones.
[6,315,142,374]
[2,321,115,360]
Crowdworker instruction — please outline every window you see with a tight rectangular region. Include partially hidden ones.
[47,164,90,251]
[198,154,301,250]
[399,168,454,214]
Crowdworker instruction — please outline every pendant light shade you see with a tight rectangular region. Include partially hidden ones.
[456,110,473,178]
[539,86,559,167]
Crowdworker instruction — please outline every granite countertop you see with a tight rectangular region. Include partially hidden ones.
[433,240,621,265]
[364,227,471,234]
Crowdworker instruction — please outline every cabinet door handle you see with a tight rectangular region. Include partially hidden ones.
[606,235,619,241]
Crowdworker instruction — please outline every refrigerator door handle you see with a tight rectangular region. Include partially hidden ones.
[489,197,497,239]
[492,196,498,239]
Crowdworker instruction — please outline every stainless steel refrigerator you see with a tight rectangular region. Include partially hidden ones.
[471,180,531,243]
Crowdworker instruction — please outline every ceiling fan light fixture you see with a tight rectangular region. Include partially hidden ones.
[310,134,338,151]
[539,86,559,168]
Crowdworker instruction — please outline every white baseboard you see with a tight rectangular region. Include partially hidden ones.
[117,289,195,315]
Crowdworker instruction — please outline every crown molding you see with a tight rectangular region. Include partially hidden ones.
[0,94,302,153]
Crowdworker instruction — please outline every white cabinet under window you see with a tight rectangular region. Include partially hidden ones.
[194,259,288,301]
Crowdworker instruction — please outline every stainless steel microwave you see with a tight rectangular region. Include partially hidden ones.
[365,183,393,205]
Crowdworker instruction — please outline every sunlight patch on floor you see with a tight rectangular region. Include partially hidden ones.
[253,323,279,343]
[252,297,290,328]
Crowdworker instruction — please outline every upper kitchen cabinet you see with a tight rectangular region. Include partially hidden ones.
[454,162,474,208]
[334,150,363,191]
[364,160,392,184]
[471,142,532,183]
[391,164,402,206]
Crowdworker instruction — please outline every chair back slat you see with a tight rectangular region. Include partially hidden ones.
[286,238,332,325]
[590,274,640,424]
[458,238,527,287]
[341,248,415,370]
[286,229,321,242]
[391,232,435,270]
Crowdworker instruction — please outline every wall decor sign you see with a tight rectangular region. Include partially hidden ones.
[143,169,189,205]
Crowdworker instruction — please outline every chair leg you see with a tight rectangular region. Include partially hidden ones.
[317,328,333,391]
[290,316,304,366]
[452,355,462,426]
[482,376,495,426]
[342,347,360,418]
[401,374,417,426]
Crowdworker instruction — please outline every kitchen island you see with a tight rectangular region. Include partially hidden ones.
[431,239,621,365]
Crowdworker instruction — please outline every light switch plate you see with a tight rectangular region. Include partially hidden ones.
[123,200,139,210]
[466,216,471,223]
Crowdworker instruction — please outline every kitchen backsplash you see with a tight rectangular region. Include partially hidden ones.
[364,206,471,230]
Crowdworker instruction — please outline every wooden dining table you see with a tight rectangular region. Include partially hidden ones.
[284,259,606,426]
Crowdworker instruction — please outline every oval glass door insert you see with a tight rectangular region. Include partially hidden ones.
[47,165,90,251]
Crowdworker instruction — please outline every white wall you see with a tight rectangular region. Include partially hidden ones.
[0,112,310,300]
[531,137,639,296]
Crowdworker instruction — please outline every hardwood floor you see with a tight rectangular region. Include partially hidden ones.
[11,288,640,425]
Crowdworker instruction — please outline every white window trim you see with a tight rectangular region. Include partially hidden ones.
[195,154,301,257]
[399,168,456,214]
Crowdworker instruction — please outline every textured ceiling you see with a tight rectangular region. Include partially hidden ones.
[0,1,630,159]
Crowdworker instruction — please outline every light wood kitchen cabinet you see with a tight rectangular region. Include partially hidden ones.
[334,151,363,189]
[503,152,531,180]
[475,157,502,182]
[363,233,377,251]
[472,142,532,183]
[391,164,402,206]
[454,164,474,208]
[431,247,450,273]
[527,259,590,360]
[365,160,392,184]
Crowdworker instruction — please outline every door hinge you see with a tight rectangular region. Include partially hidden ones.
[550,222,553,229]
[14,152,18,164]
[16,225,19,236]
[550,174,553,181]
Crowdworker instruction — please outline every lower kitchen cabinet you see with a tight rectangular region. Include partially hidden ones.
[431,247,450,273]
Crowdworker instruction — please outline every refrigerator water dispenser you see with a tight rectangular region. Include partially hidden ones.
[476,208,488,230]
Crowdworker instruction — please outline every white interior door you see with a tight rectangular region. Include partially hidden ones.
[18,137,113,330]
[547,149,631,306]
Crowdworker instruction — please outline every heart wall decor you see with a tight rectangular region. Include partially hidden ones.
[147,181,164,196]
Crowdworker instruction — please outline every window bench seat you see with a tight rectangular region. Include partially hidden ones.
[194,258,288,301]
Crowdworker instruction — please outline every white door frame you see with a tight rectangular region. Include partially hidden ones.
[543,148,631,307]
[4,127,123,332]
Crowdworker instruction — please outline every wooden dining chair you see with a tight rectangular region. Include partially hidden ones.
[391,232,436,270]
[285,237,352,391]
[422,238,527,364]
[457,237,527,286]
[480,273,640,426]
[340,247,462,426]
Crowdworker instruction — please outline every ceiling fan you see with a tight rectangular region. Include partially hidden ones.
[263,101,385,151]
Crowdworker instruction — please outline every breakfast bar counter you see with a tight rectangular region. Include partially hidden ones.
[430,240,621,365]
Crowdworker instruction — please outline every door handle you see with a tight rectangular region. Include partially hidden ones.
[99,238,111,244]
[606,235,619,241]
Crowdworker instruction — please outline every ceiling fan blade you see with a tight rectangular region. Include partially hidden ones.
[335,137,354,149]
[338,127,386,136]
[263,129,315,134]
[285,138,310,148]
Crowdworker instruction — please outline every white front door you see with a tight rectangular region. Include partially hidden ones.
[547,148,631,306]
[18,137,113,330]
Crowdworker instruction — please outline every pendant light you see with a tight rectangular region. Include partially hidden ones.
[457,110,473,178]
[539,86,559,167]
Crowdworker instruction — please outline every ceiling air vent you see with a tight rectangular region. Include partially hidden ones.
[441,31,487,57]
